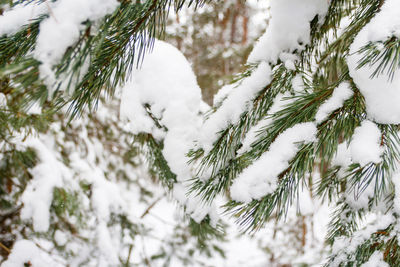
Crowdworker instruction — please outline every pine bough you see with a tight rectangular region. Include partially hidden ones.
[2,0,400,266]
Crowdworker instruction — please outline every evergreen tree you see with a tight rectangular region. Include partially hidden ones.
[0,1,226,265]
[1,0,400,266]
[190,1,400,266]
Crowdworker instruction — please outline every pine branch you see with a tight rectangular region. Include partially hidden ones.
[0,0,211,118]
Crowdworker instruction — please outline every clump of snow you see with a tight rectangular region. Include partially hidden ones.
[280,52,298,70]
[2,239,62,267]
[347,0,400,124]
[199,62,272,153]
[120,40,202,141]
[0,2,46,36]
[54,230,68,246]
[33,0,119,91]
[291,74,305,94]
[20,138,71,232]
[332,142,352,169]
[315,83,353,123]
[231,122,317,203]
[72,163,123,222]
[120,40,216,223]
[360,251,389,267]
[213,83,235,106]
[97,221,119,264]
[349,120,383,166]
[248,0,329,64]
[120,39,202,181]
[361,0,400,43]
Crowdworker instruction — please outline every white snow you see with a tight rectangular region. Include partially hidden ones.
[360,0,400,43]
[231,122,317,203]
[332,142,352,169]
[54,230,68,246]
[213,83,235,106]
[120,40,216,223]
[315,83,353,123]
[33,0,119,91]
[120,40,202,140]
[291,74,305,94]
[349,120,383,166]
[297,184,315,215]
[199,62,272,153]
[0,2,46,36]
[20,138,71,232]
[2,239,62,267]
[248,0,329,64]
[120,39,201,180]
[347,0,400,124]
[360,251,389,267]
[97,221,119,264]
[26,101,42,115]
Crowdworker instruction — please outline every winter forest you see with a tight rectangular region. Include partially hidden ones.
[1,0,400,266]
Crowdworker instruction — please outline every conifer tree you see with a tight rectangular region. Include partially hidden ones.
[190,1,400,266]
[0,1,226,265]
[2,0,400,266]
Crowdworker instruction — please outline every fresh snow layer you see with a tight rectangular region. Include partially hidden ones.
[120,39,202,179]
[347,0,400,124]
[315,83,353,123]
[2,239,63,267]
[54,230,68,246]
[212,83,235,106]
[291,74,305,93]
[349,120,383,166]
[120,40,216,223]
[360,0,400,43]
[20,138,71,232]
[231,122,317,203]
[120,40,202,140]
[35,0,119,66]
[0,2,46,36]
[33,0,119,90]
[360,251,389,267]
[199,62,272,153]
[248,0,329,64]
